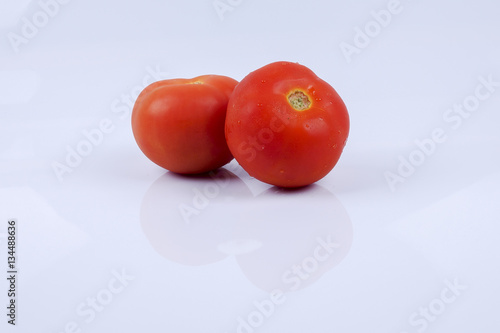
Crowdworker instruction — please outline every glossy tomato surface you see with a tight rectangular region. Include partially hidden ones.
[132,75,237,174]
[225,61,349,187]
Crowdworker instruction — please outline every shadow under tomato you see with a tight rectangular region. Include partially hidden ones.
[140,166,353,293]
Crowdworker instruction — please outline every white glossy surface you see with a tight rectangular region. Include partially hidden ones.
[1,0,500,332]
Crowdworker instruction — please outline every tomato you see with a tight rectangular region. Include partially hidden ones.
[225,61,349,188]
[132,75,238,174]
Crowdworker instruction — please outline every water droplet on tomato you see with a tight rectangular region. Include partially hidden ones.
[279,169,285,174]
[257,103,263,107]
[315,98,322,101]
[237,120,241,125]
[261,80,266,83]
[332,143,338,149]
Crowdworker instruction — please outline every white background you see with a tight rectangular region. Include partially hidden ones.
[1,0,500,332]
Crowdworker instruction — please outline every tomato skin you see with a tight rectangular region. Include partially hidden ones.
[225,61,349,188]
[132,75,237,174]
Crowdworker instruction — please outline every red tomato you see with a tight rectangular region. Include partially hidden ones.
[225,61,349,187]
[132,75,237,174]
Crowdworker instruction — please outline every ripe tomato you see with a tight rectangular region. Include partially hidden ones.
[132,75,237,174]
[225,61,349,187]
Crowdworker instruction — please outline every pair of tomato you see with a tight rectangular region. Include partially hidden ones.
[132,61,349,188]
